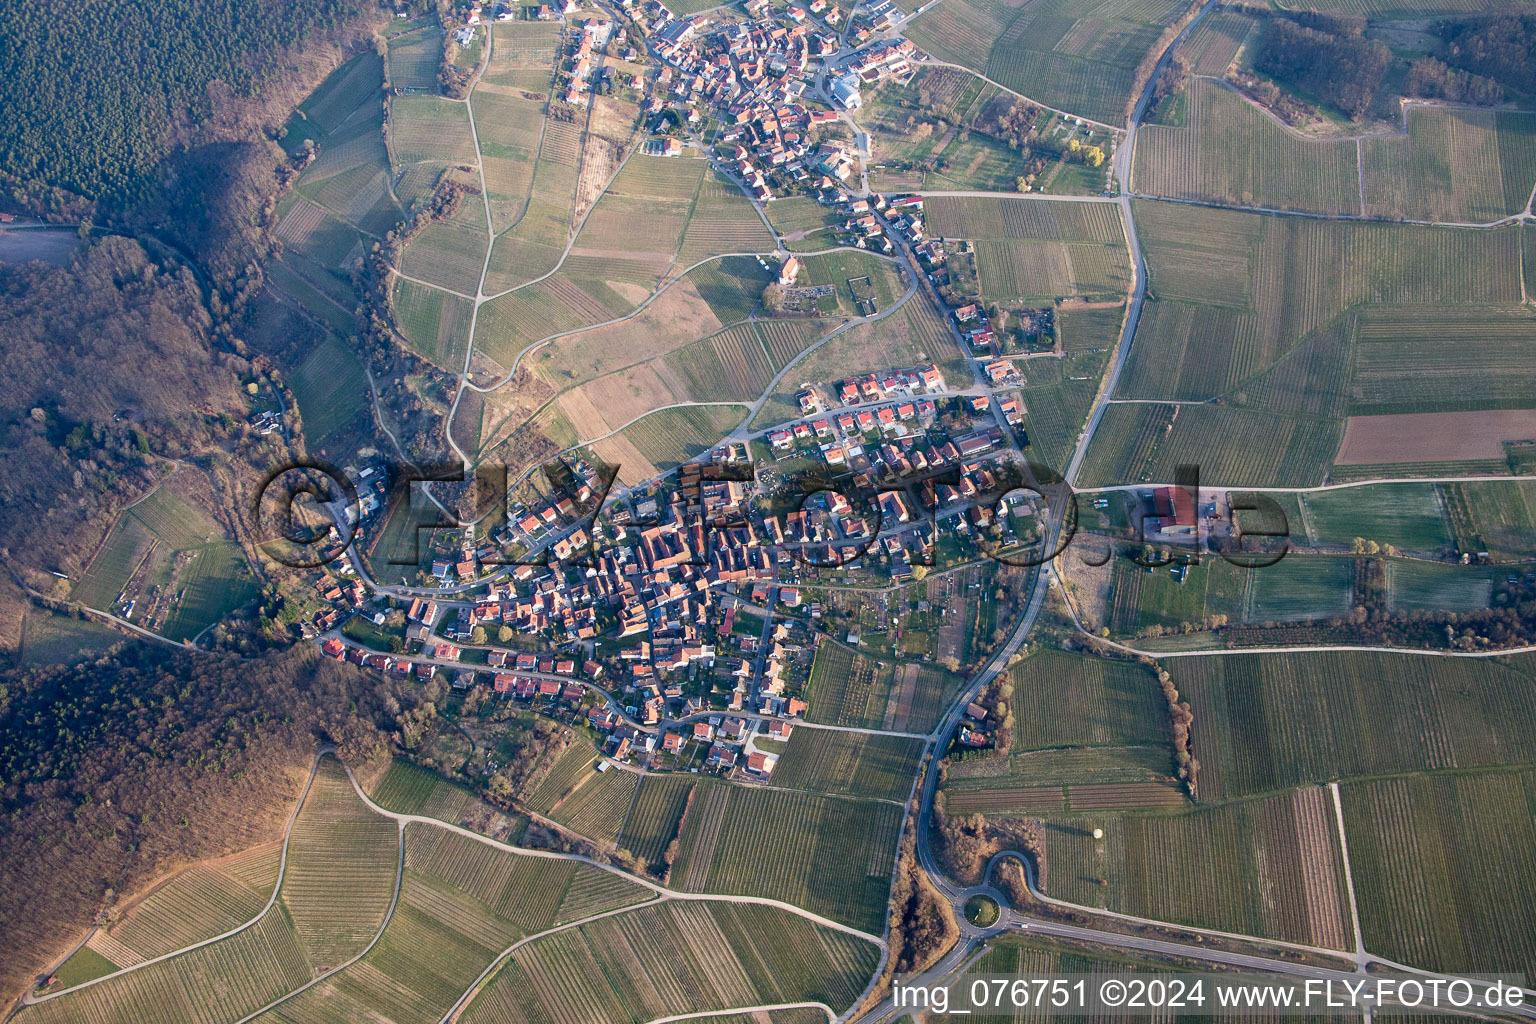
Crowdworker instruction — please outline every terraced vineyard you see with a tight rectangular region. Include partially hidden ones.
[459,901,880,1024]
[769,730,925,802]
[276,759,401,967]
[367,758,477,825]
[669,785,903,932]
[1342,769,1536,978]
[525,741,603,815]
[548,767,639,844]
[16,759,398,1024]
[1041,786,1353,948]
[1171,650,1536,801]
[616,774,698,868]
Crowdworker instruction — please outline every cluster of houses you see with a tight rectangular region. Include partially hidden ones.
[829,36,915,109]
[560,17,617,104]
[623,0,920,204]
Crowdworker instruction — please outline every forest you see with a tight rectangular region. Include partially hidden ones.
[1253,16,1392,120]
[0,238,256,583]
[1438,14,1536,97]
[0,642,421,1005]
[0,0,375,206]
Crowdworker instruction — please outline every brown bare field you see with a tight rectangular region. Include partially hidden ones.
[553,388,612,441]
[1336,409,1536,465]
[590,433,660,486]
[573,95,641,222]
[575,364,689,434]
[533,274,725,383]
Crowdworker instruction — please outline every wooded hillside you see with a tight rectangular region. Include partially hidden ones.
[0,0,376,206]
[0,642,414,1006]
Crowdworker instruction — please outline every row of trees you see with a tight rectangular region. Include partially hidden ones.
[1145,658,1199,799]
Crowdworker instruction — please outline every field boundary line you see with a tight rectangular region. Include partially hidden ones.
[1356,138,1366,217]
[1075,473,1536,495]
[392,271,478,301]
[229,815,408,1024]
[642,1002,836,1024]
[905,58,1123,134]
[341,762,888,943]
[436,891,672,1024]
[1329,782,1366,962]
[21,751,330,1005]
[1130,190,1531,230]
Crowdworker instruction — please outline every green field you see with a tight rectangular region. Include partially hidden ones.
[19,611,125,666]
[616,774,697,868]
[277,759,401,967]
[1084,201,1529,487]
[290,334,369,449]
[1342,769,1536,978]
[1057,304,1125,351]
[387,27,443,92]
[1106,555,1250,635]
[1362,107,1536,223]
[460,901,880,1024]
[1008,649,1168,750]
[906,0,1193,127]
[160,541,261,642]
[1041,785,1353,949]
[923,196,1131,303]
[1244,554,1354,623]
[796,250,905,316]
[23,754,670,1024]
[72,516,156,609]
[1119,201,1525,405]
[1136,61,1536,222]
[524,739,603,815]
[1444,480,1536,561]
[805,640,965,733]
[1286,483,1451,552]
[768,729,925,802]
[70,481,257,638]
[751,300,970,429]
[1134,78,1360,215]
[1384,558,1502,613]
[1171,650,1536,801]
[669,783,902,932]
